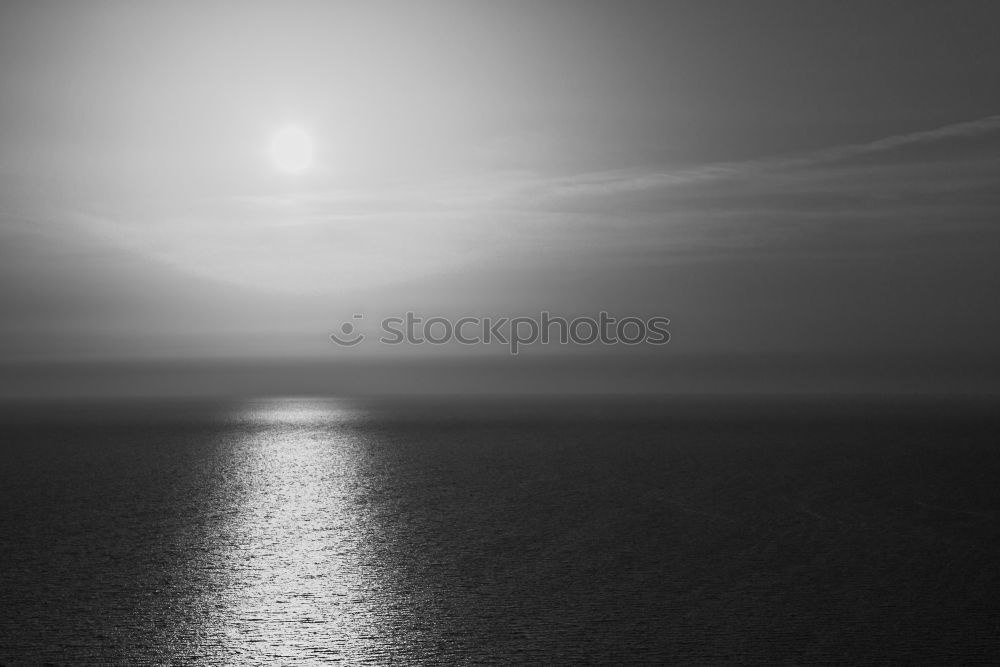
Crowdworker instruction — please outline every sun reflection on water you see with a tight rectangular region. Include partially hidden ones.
[191,398,386,663]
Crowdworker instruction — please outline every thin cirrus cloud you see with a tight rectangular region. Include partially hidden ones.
[534,113,1000,198]
[44,111,1000,300]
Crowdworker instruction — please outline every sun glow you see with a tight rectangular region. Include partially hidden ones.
[270,126,314,174]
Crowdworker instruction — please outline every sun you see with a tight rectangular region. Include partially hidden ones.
[270,126,314,174]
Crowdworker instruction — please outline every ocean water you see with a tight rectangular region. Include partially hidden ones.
[0,396,997,664]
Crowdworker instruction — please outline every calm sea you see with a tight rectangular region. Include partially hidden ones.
[0,396,997,664]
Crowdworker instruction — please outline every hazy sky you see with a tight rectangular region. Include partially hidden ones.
[2,1,999,394]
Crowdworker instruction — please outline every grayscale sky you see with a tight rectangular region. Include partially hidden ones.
[2,1,999,395]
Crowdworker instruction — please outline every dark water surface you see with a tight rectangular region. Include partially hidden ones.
[1,397,998,664]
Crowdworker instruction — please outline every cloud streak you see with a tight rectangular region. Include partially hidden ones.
[541,113,1000,198]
